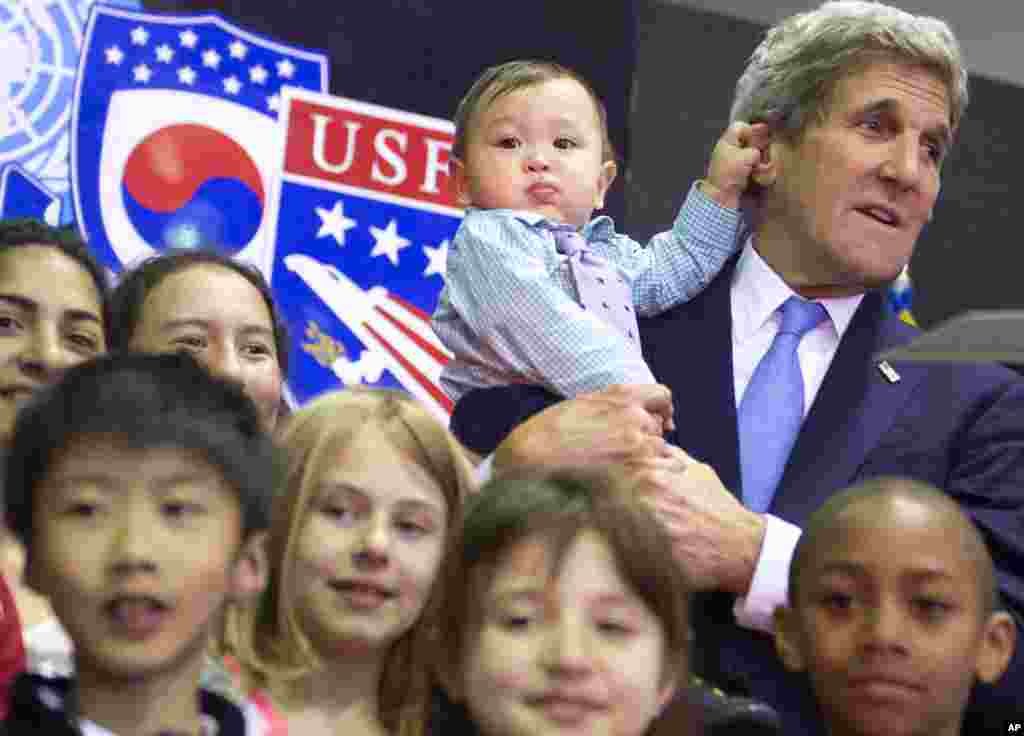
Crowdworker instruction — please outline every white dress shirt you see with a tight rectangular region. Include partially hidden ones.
[730,244,863,631]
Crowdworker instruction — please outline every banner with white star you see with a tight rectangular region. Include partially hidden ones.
[267,87,462,419]
[71,4,328,276]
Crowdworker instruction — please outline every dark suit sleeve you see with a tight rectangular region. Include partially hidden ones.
[942,373,1024,721]
[449,384,563,456]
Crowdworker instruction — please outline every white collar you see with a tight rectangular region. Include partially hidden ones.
[731,240,863,344]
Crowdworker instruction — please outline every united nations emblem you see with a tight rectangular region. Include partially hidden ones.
[0,0,86,199]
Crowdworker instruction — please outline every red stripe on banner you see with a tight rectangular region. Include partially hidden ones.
[386,292,434,323]
[285,98,457,209]
[374,305,449,365]
[364,323,453,411]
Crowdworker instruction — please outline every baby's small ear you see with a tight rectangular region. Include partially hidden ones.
[451,158,473,208]
[975,610,1017,684]
[773,605,807,672]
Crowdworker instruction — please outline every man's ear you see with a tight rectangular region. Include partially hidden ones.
[451,158,473,208]
[975,610,1017,684]
[594,160,618,209]
[773,605,807,672]
[751,127,792,188]
[230,531,269,602]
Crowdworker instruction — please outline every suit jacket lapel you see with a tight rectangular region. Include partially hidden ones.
[641,257,743,495]
[772,292,928,520]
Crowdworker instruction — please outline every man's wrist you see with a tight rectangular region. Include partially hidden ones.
[725,509,768,596]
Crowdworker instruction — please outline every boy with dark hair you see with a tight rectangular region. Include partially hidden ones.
[774,477,1017,736]
[2,351,279,735]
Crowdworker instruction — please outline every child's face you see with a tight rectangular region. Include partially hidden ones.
[775,496,1014,736]
[454,77,617,228]
[29,439,263,684]
[291,426,448,655]
[460,529,674,736]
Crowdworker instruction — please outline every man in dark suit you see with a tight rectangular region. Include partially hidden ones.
[453,2,1023,732]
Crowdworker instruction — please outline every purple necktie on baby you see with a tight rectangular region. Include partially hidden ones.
[551,227,640,346]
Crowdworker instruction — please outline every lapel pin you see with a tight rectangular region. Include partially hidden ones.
[877,360,901,384]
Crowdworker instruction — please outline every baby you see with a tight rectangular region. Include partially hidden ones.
[433,59,763,434]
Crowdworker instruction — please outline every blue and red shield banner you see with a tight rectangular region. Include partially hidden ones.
[267,88,462,419]
[71,4,328,275]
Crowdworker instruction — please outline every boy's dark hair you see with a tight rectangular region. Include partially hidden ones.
[453,59,616,164]
[439,470,690,689]
[0,219,112,336]
[109,249,290,378]
[789,476,1000,614]
[5,352,280,550]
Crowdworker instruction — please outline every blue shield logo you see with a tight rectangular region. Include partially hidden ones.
[0,163,60,223]
[71,4,328,275]
[268,89,462,420]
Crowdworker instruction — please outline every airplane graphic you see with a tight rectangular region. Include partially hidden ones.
[284,253,453,421]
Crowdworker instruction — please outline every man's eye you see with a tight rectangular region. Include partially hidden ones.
[858,116,883,133]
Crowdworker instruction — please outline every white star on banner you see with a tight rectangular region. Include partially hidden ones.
[179,29,198,48]
[249,65,269,84]
[423,240,449,278]
[105,46,124,65]
[177,67,197,85]
[155,44,174,63]
[133,64,152,83]
[223,76,242,95]
[267,94,281,112]
[276,59,295,78]
[369,220,411,266]
[229,40,248,59]
[202,49,221,69]
[130,26,149,45]
[315,201,358,246]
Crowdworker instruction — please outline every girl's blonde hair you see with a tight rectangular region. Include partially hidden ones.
[222,387,476,736]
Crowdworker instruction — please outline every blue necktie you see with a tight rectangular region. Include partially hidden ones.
[738,296,828,512]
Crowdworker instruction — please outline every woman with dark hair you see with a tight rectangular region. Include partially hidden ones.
[109,250,290,431]
[0,218,110,714]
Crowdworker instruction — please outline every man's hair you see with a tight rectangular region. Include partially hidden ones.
[729,1,968,139]
[5,351,280,549]
[109,249,290,378]
[789,476,1000,614]
[0,219,111,336]
[453,59,616,163]
[224,387,475,736]
[438,470,691,690]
